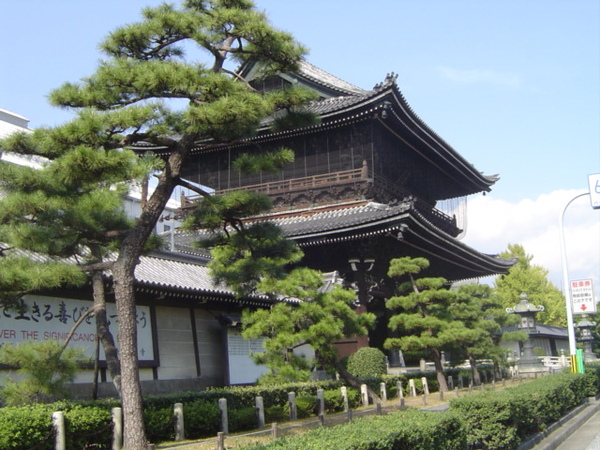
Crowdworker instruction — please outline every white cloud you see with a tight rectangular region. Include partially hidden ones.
[436,66,521,88]
[462,189,600,295]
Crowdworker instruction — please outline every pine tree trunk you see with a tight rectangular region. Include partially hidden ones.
[113,263,148,449]
[92,271,121,395]
[431,349,449,392]
[468,355,481,386]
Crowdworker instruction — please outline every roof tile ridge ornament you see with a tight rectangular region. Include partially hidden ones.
[372,72,399,91]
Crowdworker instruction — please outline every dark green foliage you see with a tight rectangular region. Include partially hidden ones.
[244,409,467,450]
[144,406,174,444]
[182,400,220,438]
[322,388,360,412]
[64,405,112,449]
[265,405,286,423]
[230,407,259,432]
[292,395,317,419]
[347,347,388,378]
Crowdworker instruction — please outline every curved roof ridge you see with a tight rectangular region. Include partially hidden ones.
[298,60,368,96]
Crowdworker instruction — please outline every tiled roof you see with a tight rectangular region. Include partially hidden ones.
[134,252,231,295]
[173,200,411,250]
[296,61,368,96]
[502,324,568,338]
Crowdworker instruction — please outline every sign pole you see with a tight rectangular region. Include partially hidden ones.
[558,192,589,371]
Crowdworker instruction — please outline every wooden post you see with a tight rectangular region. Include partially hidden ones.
[112,407,122,450]
[219,398,228,434]
[271,423,278,439]
[217,432,225,450]
[256,397,265,429]
[174,403,185,441]
[52,411,65,450]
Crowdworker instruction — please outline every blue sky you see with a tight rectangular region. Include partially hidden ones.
[1,0,599,296]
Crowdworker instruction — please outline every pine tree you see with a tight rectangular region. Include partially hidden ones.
[186,180,377,398]
[1,1,307,447]
[451,284,525,384]
[385,257,466,392]
[242,268,376,394]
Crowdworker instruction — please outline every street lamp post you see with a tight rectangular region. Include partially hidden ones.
[558,192,589,372]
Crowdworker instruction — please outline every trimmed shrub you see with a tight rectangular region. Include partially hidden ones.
[230,407,258,433]
[0,405,54,450]
[183,399,220,439]
[293,395,317,419]
[64,405,112,449]
[243,409,466,450]
[347,347,387,378]
[450,372,594,450]
[144,406,174,444]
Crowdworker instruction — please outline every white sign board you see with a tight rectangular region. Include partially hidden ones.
[226,328,267,384]
[0,295,154,361]
[589,173,600,210]
[570,279,596,314]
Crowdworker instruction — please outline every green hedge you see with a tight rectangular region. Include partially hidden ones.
[244,409,467,450]
[450,372,597,450]
[0,371,597,449]
[0,403,113,450]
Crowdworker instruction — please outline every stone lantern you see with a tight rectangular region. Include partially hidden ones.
[576,316,597,362]
[506,293,546,374]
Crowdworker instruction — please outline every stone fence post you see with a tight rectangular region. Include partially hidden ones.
[218,398,228,434]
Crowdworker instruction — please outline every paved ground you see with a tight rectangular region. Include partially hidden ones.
[554,407,600,450]
[530,399,600,450]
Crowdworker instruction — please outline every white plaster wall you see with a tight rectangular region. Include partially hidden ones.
[154,306,197,379]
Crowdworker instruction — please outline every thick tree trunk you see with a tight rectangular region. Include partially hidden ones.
[431,349,449,392]
[113,263,148,449]
[468,354,481,386]
[111,149,187,448]
[92,271,121,395]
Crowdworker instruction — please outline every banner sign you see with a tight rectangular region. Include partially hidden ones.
[588,173,600,210]
[0,295,154,361]
[570,279,596,314]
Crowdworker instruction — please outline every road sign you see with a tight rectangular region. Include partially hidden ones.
[588,173,600,210]
[570,279,596,314]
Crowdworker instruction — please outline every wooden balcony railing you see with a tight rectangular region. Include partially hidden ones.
[181,165,369,207]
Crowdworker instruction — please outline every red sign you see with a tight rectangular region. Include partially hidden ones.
[570,279,596,314]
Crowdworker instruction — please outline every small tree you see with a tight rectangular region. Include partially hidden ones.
[0,341,84,406]
[451,284,525,383]
[385,257,469,392]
